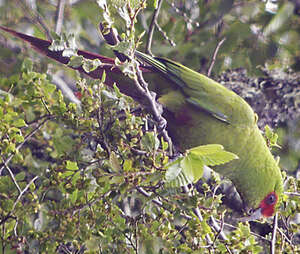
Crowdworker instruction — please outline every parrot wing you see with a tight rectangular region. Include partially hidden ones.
[135,51,255,125]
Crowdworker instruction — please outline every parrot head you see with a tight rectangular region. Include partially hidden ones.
[240,191,279,221]
[259,191,278,217]
[246,192,278,220]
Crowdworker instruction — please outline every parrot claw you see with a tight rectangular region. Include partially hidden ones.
[157,117,167,132]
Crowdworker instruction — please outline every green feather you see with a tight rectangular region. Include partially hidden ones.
[137,51,283,211]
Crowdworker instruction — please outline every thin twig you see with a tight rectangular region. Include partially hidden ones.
[207,37,226,77]
[182,185,214,247]
[155,21,176,47]
[12,175,39,212]
[225,245,233,254]
[14,218,18,237]
[145,0,164,55]
[277,228,292,245]
[211,214,228,241]
[98,23,173,153]
[214,218,271,243]
[134,64,173,154]
[270,212,278,254]
[166,0,200,28]
[55,0,66,35]
[15,0,51,40]
[284,192,300,197]
[1,159,22,194]
[136,186,192,221]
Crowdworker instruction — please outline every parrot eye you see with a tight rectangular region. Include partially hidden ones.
[266,193,277,205]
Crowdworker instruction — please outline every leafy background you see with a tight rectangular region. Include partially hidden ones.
[0,0,300,253]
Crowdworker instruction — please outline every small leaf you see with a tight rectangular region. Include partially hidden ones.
[109,152,121,172]
[68,55,84,68]
[141,131,160,152]
[82,59,102,73]
[15,172,26,181]
[48,39,65,51]
[101,70,107,83]
[123,159,132,171]
[72,171,81,185]
[165,157,183,182]
[181,155,204,183]
[264,125,281,148]
[165,145,238,185]
[188,144,238,166]
[264,2,294,36]
[109,176,124,184]
[13,118,27,127]
[70,189,78,204]
[66,161,78,171]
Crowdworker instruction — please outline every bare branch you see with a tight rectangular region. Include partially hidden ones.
[214,218,271,243]
[55,0,66,35]
[207,37,226,77]
[146,0,164,55]
[12,176,39,212]
[155,21,176,47]
[15,0,51,40]
[270,212,278,254]
[133,64,173,153]
[182,185,214,246]
[211,214,228,241]
[1,159,22,194]
[284,191,300,197]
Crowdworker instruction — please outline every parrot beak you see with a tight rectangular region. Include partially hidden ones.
[238,208,262,222]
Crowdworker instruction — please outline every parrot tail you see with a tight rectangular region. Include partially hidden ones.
[0,26,152,100]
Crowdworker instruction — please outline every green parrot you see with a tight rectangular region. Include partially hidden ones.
[0,26,283,220]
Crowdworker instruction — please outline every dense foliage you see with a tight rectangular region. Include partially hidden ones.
[0,0,300,253]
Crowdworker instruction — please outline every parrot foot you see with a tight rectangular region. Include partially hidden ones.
[157,117,167,132]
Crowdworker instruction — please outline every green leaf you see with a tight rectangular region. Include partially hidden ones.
[66,160,79,171]
[109,152,121,172]
[109,175,124,184]
[123,159,133,171]
[15,172,26,181]
[82,59,102,73]
[264,125,281,148]
[101,70,107,83]
[264,2,295,37]
[72,171,81,185]
[188,144,238,167]
[44,83,56,95]
[166,145,238,185]
[180,155,204,183]
[70,188,78,204]
[165,157,183,182]
[12,118,26,128]
[141,131,160,152]
[68,55,84,68]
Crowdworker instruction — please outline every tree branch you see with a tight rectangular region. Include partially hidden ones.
[55,0,66,35]
[270,212,278,254]
[207,37,226,77]
[145,0,164,55]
